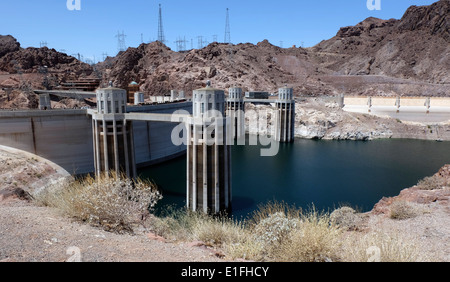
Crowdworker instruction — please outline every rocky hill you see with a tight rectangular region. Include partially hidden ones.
[0,35,94,109]
[99,40,319,96]
[0,0,449,109]
[311,0,449,84]
[99,0,449,97]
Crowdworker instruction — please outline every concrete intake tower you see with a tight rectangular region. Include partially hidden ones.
[92,86,137,178]
[187,82,232,214]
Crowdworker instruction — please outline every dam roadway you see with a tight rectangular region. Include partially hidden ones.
[344,105,450,123]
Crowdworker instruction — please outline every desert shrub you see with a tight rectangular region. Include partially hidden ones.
[330,206,365,231]
[150,207,244,248]
[269,209,343,262]
[253,212,300,248]
[242,203,344,262]
[389,200,422,220]
[225,235,265,261]
[417,176,447,190]
[191,216,245,247]
[341,231,425,262]
[34,173,162,233]
[150,207,207,241]
[249,200,301,226]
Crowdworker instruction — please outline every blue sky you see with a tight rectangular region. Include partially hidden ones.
[0,0,438,63]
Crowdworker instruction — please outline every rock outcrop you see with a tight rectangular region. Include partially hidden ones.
[0,35,20,59]
[311,0,449,84]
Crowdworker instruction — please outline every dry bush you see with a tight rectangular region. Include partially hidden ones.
[34,173,162,233]
[330,206,366,231]
[389,200,423,220]
[417,176,447,190]
[191,216,245,247]
[270,210,343,262]
[150,207,206,241]
[249,200,302,226]
[230,202,344,262]
[340,231,425,262]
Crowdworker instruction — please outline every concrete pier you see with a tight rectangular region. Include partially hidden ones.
[92,86,136,178]
[226,87,245,141]
[187,83,232,214]
[275,87,295,143]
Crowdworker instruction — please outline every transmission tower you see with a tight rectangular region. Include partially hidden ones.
[224,8,231,44]
[115,31,127,53]
[40,41,48,48]
[157,4,166,44]
[197,36,207,49]
[175,36,188,52]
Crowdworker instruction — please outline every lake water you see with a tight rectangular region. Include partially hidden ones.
[139,138,450,218]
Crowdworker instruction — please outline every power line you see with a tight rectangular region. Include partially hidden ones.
[224,8,231,44]
[157,4,166,44]
[115,31,127,53]
[197,36,207,49]
[175,36,188,52]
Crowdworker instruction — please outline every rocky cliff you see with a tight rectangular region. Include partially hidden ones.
[311,0,449,84]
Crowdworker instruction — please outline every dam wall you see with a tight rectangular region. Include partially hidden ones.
[129,102,192,167]
[0,102,193,175]
[0,110,94,174]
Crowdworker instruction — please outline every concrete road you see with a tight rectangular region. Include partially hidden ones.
[344,105,450,123]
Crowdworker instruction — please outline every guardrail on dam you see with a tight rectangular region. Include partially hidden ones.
[0,102,192,175]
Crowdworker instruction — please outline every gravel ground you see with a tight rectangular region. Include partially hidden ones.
[0,199,226,262]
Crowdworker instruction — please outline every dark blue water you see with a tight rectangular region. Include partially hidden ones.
[138,139,450,218]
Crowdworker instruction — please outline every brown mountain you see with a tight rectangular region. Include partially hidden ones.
[0,0,448,105]
[99,40,320,96]
[310,0,449,84]
[100,0,448,97]
[0,45,93,78]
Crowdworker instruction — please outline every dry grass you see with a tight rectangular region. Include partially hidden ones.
[417,176,447,190]
[330,206,366,231]
[269,209,343,262]
[152,202,344,262]
[34,173,162,233]
[150,201,428,262]
[340,230,425,262]
[389,200,424,220]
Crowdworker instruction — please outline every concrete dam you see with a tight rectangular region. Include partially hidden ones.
[0,83,296,214]
[0,102,191,175]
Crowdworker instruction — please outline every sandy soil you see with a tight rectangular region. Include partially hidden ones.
[0,199,225,262]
